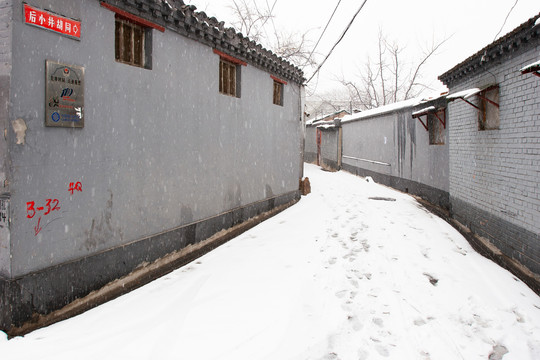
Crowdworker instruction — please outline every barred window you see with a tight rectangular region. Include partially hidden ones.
[219,59,238,97]
[273,80,283,106]
[115,16,149,68]
[271,75,287,106]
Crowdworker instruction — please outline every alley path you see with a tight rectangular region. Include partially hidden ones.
[1,164,539,359]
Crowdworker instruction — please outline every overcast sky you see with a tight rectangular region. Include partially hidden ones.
[189,0,540,98]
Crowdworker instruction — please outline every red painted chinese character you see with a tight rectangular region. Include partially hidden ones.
[68,181,83,195]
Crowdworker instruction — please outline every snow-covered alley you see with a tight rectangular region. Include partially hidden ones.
[1,163,539,360]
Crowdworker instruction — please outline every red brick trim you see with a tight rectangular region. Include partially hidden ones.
[100,2,165,32]
[271,75,287,85]
[213,49,247,66]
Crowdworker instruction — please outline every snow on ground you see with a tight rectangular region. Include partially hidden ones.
[1,163,540,360]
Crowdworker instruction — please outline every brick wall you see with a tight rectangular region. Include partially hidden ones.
[447,44,540,275]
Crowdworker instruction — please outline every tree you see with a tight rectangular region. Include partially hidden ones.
[339,29,450,110]
[228,0,316,68]
[305,88,354,120]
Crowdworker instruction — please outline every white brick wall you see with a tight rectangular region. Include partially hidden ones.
[447,46,540,234]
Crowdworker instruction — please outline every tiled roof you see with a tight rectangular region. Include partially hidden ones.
[438,13,540,87]
[100,0,305,84]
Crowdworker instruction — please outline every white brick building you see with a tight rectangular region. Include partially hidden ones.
[439,13,540,279]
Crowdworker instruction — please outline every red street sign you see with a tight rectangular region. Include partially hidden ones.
[23,3,81,40]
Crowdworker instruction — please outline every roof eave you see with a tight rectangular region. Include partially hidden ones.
[439,12,540,87]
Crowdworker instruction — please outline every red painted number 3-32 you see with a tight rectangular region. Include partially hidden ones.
[26,199,61,219]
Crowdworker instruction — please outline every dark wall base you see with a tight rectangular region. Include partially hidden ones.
[304,152,317,164]
[1,191,300,332]
[451,196,540,279]
[320,157,340,172]
[342,163,450,210]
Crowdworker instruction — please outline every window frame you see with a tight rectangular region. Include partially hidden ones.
[115,15,151,69]
[477,85,500,131]
[219,58,239,97]
[273,80,283,106]
[102,2,164,70]
[271,75,287,106]
[213,49,246,98]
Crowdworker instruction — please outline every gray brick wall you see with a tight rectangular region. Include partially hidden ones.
[447,44,540,274]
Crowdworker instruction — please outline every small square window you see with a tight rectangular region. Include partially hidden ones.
[115,15,151,69]
[478,86,499,130]
[273,80,283,106]
[219,59,239,97]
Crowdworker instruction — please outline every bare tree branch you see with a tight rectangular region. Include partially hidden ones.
[335,30,451,110]
[403,35,451,100]
[228,0,315,69]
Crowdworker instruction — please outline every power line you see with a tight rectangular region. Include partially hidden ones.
[305,0,368,85]
[493,0,519,41]
[302,0,343,69]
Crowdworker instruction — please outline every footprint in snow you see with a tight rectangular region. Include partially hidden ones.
[423,273,439,286]
[343,253,356,262]
[453,246,467,255]
[372,317,384,327]
[364,273,372,280]
[348,315,363,331]
[375,345,390,357]
[322,352,339,360]
[361,240,370,252]
[489,344,509,360]
[512,308,525,323]
[357,349,369,360]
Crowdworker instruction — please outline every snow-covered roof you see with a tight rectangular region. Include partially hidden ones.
[412,106,436,117]
[306,118,332,126]
[446,88,482,101]
[520,60,540,73]
[306,110,349,126]
[317,123,337,130]
[341,98,421,124]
